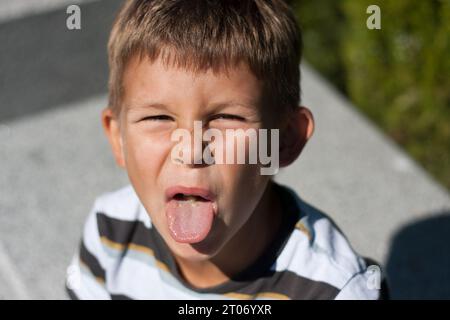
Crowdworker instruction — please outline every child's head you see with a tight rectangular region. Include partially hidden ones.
[102,0,314,263]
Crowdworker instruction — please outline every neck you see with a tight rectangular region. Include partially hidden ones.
[174,181,283,289]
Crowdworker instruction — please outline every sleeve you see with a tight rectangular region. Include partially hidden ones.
[334,263,385,300]
[65,200,111,300]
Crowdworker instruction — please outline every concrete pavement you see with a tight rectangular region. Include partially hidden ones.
[1,0,449,299]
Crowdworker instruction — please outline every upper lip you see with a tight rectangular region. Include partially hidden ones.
[165,186,216,202]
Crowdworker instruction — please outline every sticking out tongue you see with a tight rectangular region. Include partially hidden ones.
[166,196,214,244]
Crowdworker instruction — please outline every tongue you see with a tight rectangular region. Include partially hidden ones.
[166,199,214,243]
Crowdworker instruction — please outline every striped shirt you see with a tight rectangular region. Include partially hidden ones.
[66,183,382,300]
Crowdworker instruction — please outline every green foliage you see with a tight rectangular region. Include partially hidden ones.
[292,0,450,190]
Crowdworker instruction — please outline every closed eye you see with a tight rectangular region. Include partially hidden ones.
[209,113,245,121]
[140,115,174,121]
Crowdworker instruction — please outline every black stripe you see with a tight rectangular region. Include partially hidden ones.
[79,240,106,282]
[65,285,79,300]
[226,269,339,300]
[96,212,176,271]
[110,293,134,300]
[96,212,139,245]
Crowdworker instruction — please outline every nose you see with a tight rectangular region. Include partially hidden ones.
[171,122,214,168]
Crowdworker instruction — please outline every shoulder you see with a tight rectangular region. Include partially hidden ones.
[92,185,146,223]
[85,184,153,245]
[275,184,381,300]
[78,185,153,268]
[77,185,153,270]
[87,184,153,228]
[67,185,152,299]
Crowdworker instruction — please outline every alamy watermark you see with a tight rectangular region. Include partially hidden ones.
[65,4,380,31]
[366,264,382,290]
[367,5,381,30]
[66,5,81,30]
[170,121,279,175]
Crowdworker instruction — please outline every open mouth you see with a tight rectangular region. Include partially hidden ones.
[165,186,217,244]
[172,193,210,202]
[165,186,216,202]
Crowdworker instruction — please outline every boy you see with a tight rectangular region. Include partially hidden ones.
[66,0,383,299]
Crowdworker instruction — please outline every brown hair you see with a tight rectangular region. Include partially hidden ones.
[107,0,302,119]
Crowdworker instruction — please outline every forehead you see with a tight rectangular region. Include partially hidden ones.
[121,54,265,109]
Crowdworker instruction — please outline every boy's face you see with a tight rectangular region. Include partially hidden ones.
[103,55,296,262]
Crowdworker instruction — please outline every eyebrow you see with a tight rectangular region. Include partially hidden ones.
[127,100,257,112]
[209,100,257,110]
[127,102,168,111]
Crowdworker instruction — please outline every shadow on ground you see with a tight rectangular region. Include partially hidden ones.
[385,211,450,299]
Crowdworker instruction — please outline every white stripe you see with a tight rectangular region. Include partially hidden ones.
[334,272,380,300]
[106,254,232,300]
[80,206,114,279]
[306,216,364,272]
[69,264,111,300]
[274,229,354,289]
[285,185,363,269]
[276,186,366,289]
[94,185,152,228]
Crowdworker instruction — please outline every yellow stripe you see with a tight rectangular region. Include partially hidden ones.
[128,243,155,257]
[100,236,170,273]
[223,291,290,300]
[295,221,312,240]
[100,236,126,250]
[223,292,253,300]
[255,292,290,300]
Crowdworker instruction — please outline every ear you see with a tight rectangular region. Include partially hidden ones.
[279,106,315,167]
[101,108,126,168]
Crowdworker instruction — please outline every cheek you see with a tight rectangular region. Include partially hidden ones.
[123,128,172,185]
[219,162,268,220]
[217,129,269,209]
[122,128,174,227]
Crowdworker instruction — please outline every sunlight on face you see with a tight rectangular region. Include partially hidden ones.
[118,54,273,261]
